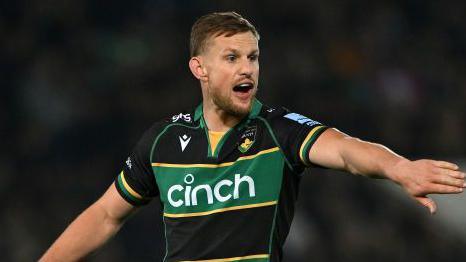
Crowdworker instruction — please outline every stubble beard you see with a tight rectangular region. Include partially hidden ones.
[211,89,256,118]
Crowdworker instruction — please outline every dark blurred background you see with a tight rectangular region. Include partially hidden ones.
[1,0,465,261]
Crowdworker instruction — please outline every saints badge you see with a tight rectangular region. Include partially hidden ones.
[238,126,257,153]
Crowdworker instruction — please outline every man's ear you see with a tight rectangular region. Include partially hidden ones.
[189,57,208,81]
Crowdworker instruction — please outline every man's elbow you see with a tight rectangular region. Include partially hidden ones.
[91,201,128,236]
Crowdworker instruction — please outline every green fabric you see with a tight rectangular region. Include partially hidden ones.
[154,150,284,215]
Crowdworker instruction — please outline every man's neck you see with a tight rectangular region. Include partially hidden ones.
[202,103,245,132]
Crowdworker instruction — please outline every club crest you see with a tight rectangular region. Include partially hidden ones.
[238,126,257,153]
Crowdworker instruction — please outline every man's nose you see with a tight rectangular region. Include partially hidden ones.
[238,59,254,77]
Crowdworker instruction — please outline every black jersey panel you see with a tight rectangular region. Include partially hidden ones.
[151,123,211,164]
[270,166,302,261]
[260,106,327,172]
[115,122,165,205]
[164,205,275,261]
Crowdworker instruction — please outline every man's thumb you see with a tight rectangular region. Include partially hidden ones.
[415,196,437,214]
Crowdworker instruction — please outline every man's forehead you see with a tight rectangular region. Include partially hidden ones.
[207,32,259,53]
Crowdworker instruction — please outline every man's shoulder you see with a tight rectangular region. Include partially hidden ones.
[257,104,289,120]
[257,103,323,129]
[257,104,301,124]
[141,110,197,138]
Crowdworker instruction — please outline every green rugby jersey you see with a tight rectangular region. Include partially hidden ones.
[115,99,328,261]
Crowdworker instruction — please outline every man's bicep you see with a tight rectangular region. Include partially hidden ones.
[94,184,139,223]
[308,128,349,170]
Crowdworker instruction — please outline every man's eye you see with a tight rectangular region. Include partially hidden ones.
[226,55,236,62]
[249,55,258,61]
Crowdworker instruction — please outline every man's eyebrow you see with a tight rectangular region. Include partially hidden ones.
[221,48,259,54]
[222,48,239,54]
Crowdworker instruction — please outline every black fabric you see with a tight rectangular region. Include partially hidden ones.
[119,122,165,200]
[164,205,275,261]
[260,105,324,172]
[271,167,302,261]
[113,100,327,261]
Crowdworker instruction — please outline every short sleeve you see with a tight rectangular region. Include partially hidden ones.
[114,123,163,206]
[266,108,328,172]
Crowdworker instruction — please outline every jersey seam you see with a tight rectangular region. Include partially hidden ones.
[212,127,234,158]
[267,152,285,261]
[199,116,213,157]
[148,121,201,261]
[256,116,295,172]
[268,203,279,259]
[162,215,169,262]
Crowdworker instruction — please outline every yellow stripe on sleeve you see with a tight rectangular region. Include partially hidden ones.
[120,171,143,199]
[299,126,325,164]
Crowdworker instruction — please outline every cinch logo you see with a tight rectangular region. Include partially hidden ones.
[167,174,256,208]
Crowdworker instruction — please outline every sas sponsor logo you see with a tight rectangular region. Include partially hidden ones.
[171,113,192,123]
[167,173,256,208]
[238,126,257,153]
[284,113,320,126]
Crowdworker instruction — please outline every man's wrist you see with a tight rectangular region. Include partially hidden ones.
[382,157,410,184]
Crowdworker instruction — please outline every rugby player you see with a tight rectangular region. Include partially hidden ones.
[41,12,465,261]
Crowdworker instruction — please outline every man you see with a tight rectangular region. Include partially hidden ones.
[41,12,465,261]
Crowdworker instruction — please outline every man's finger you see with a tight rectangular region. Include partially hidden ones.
[415,196,437,214]
[432,174,466,188]
[447,171,466,179]
[428,184,464,194]
[432,161,459,170]
[434,168,465,179]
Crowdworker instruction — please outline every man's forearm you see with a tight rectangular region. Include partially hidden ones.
[338,136,405,181]
[40,201,125,261]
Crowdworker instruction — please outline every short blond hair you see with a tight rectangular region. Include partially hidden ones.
[189,12,260,57]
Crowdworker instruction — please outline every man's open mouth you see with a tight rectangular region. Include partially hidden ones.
[233,83,254,93]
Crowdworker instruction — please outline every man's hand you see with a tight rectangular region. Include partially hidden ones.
[386,159,465,214]
[309,128,465,214]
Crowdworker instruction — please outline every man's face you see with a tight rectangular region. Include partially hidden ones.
[200,31,259,117]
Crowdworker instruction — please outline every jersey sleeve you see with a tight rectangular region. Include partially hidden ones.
[114,122,163,206]
[266,108,329,172]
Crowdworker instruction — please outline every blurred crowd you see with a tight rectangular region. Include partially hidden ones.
[1,0,465,261]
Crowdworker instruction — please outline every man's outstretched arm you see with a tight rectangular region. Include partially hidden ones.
[40,184,137,261]
[309,128,465,213]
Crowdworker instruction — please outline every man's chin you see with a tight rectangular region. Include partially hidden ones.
[212,94,255,118]
[222,101,252,117]
[231,96,255,115]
